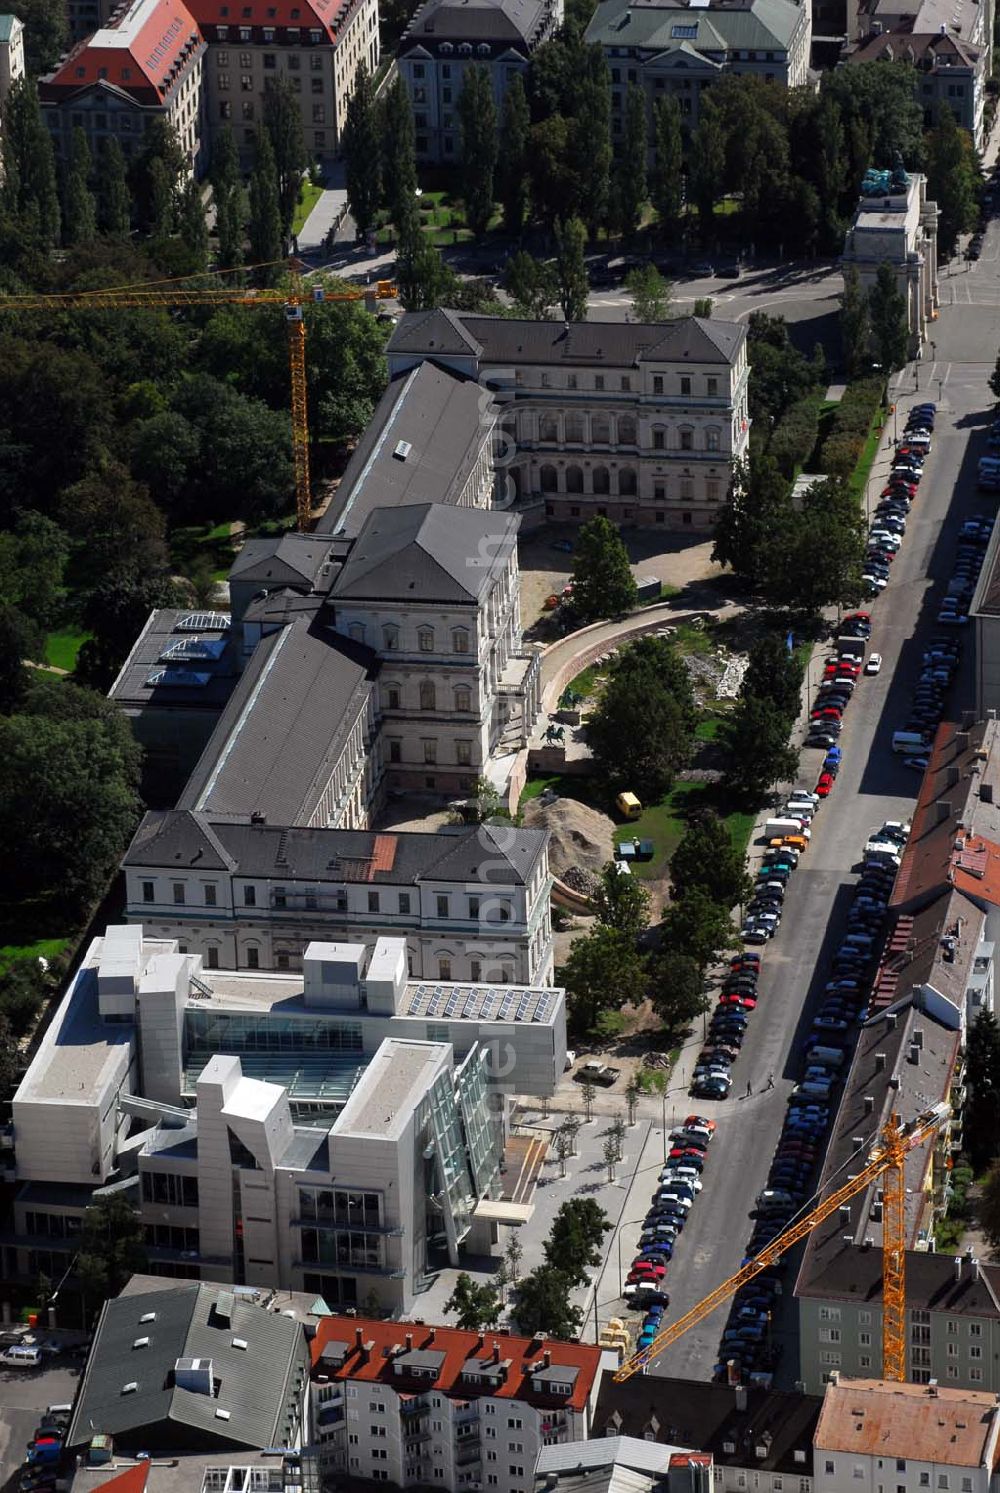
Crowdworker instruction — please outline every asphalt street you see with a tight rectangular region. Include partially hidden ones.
[637,221,1000,1385]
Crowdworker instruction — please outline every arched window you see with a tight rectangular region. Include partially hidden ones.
[566,465,584,494]
[619,467,637,496]
[540,465,557,492]
[592,415,611,444]
[419,680,436,711]
[593,466,610,495]
[565,413,584,443]
[618,415,637,445]
[418,626,434,653]
[539,414,558,442]
[705,426,721,451]
[454,685,472,712]
[382,624,399,650]
[452,628,469,654]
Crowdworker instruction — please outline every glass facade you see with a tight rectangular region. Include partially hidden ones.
[427,1068,476,1254]
[141,1171,200,1207]
[298,1188,382,1228]
[299,1228,384,1269]
[456,1045,502,1198]
[184,1010,367,1104]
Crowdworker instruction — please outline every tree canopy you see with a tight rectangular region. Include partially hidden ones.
[513,1265,583,1339]
[587,635,696,800]
[444,1272,502,1329]
[570,515,637,622]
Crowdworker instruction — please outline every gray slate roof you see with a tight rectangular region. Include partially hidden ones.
[331,502,518,603]
[319,363,492,539]
[67,1281,305,1452]
[401,0,550,47]
[178,612,377,825]
[229,533,335,589]
[585,0,803,52]
[124,811,548,887]
[387,310,744,369]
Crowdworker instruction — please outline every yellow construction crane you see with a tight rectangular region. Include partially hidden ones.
[0,268,397,532]
[614,1100,952,1385]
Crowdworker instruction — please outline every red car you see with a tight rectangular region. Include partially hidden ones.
[844,612,871,625]
[816,771,835,797]
[630,1260,667,1277]
[719,992,757,1009]
[683,1115,716,1133]
[811,707,843,721]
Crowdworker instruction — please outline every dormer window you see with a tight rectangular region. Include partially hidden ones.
[440,40,453,51]
[217,23,229,37]
[459,42,473,53]
[477,42,490,53]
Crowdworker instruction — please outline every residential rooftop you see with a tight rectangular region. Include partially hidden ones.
[309,1315,605,1413]
[868,886,986,1014]
[400,0,555,47]
[815,1374,1000,1467]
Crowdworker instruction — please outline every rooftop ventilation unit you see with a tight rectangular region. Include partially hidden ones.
[215,1409,231,1421]
[232,1337,248,1351]
[139,1312,157,1324]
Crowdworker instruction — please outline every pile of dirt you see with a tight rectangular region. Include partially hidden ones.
[522,794,615,890]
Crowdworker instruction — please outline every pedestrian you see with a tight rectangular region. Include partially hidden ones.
[765,1072,775,1090]
[745,1079,752,1098]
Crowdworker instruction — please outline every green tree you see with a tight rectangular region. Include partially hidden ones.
[741,632,804,720]
[76,1195,148,1304]
[979,1159,1000,1252]
[561,924,649,1034]
[444,1272,502,1329]
[129,410,202,510]
[504,251,559,318]
[9,0,67,75]
[965,1010,1000,1169]
[722,693,800,805]
[0,1011,20,1101]
[0,708,141,912]
[554,215,589,322]
[625,263,671,322]
[660,888,735,971]
[693,297,713,318]
[498,74,531,236]
[458,65,498,238]
[768,476,866,615]
[62,126,97,246]
[263,75,306,238]
[647,949,708,1030]
[177,176,208,270]
[989,351,1000,405]
[840,264,871,379]
[514,1266,582,1340]
[396,230,458,310]
[381,77,419,240]
[170,374,294,522]
[569,514,637,621]
[543,1199,610,1283]
[670,813,752,908]
[0,954,51,1037]
[210,125,244,271]
[868,260,909,373]
[343,63,381,240]
[651,94,683,233]
[689,93,724,230]
[57,462,169,585]
[2,77,61,246]
[96,137,131,238]
[0,511,70,627]
[821,61,923,172]
[248,128,284,272]
[0,605,44,713]
[616,85,648,237]
[712,454,792,588]
[147,156,176,239]
[587,635,696,800]
[592,860,652,938]
[132,118,184,235]
[925,104,979,256]
[571,63,612,237]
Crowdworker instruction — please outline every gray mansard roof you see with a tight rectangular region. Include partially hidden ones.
[331,502,518,604]
[401,0,552,49]
[178,612,377,825]
[125,811,548,887]
[387,310,744,369]
[318,362,491,539]
[67,1281,305,1452]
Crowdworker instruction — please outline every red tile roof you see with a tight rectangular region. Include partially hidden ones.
[185,0,358,40]
[94,1466,150,1493]
[45,0,202,103]
[310,1317,604,1414]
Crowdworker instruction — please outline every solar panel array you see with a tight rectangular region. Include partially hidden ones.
[175,611,231,632]
[159,636,228,663]
[145,668,212,689]
[403,984,555,1023]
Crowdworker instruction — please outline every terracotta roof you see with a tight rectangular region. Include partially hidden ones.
[94,1467,151,1493]
[815,1376,1000,1466]
[850,29,980,67]
[310,1317,603,1414]
[869,888,986,1015]
[44,0,203,104]
[186,0,357,40]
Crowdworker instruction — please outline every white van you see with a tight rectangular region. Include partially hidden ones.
[892,731,929,754]
[1,1344,42,1368]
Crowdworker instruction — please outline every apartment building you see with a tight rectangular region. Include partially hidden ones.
[66,1276,311,1453]
[813,1376,1000,1493]
[595,1376,823,1493]
[841,170,940,361]
[309,1315,608,1493]
[122,809,554,983]
[0,14,25,108]
[40,0,208,173]
[848,28,987,151]
[972,528,1000,718]
[586,0,811,135]
[387,311,751,531]
[398,0,561,163]
[194,0,379,168]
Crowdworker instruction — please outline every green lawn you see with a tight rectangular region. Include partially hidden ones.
[847,409,886,508]
[169,519,240,581]
[44,629,90,673]
[614,780,754,881]
[292,181,323,237]
[0,936,69,969]
[566,664,603,700]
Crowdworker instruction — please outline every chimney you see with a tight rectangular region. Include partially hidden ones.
[875,1053,887,1072]
[839,1205,851,1224]
[937,800,953,825]
[928,1379,939,1396]
[829,1370,840,1385]
[361,1340,374,1362]
[955,1255,963,1282]
[735,1385,748,1411]
[982,783,994,805]
[476,1333,485,1351]
[914,1029,924,1049]
[405,1332,414,1350]
[428,1328,436,1344]
[865,1095,875,1114]
[492,1340,501,1364]
[947,767,960,788]
[972,1257,981,1282]
[355,1327,364,1349]
[908,1044,920,1064]
[887,1013,898,1029]
[543,1350,552,1368]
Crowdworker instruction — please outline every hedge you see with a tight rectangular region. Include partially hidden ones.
[817,377,883,477]
[768,393,823,478]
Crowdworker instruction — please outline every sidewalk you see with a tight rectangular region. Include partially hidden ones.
[297,162,348,252]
